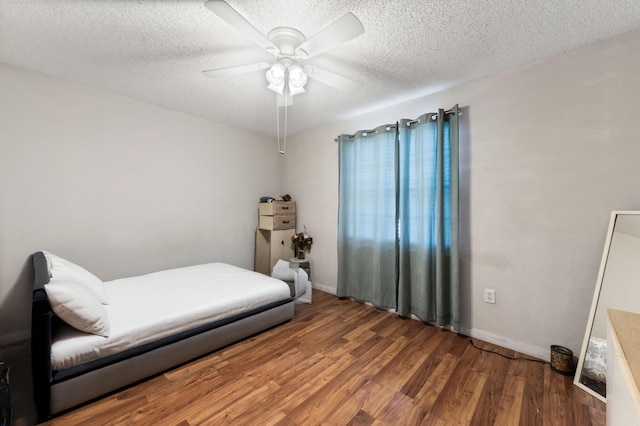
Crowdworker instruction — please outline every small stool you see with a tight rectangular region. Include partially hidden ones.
[288,258,311,280]
[271,259,312,303]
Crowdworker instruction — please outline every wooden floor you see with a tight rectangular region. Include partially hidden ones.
[12,290,605,425]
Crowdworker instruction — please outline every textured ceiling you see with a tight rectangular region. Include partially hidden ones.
[2,1,640,137]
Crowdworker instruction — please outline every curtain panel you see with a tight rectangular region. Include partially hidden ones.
[337,105,459,329]
[337,125,398,310]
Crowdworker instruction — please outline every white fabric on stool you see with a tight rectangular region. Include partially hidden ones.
[272,260,312,304]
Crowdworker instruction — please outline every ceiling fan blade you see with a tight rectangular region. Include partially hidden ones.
[295,13,364,59]
[202,62,270,78]
[305,66,362,94]
[204,0,278,54]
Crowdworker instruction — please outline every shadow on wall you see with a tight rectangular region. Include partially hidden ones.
[458,105,473,333]
[0,256,34,344]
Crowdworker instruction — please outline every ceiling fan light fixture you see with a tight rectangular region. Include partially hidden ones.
[288,64,308,96]
[266,63,286,94]
[268,81,285,94]
[288,85,305,96]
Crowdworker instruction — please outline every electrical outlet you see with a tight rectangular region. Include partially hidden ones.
[484,289,496,304]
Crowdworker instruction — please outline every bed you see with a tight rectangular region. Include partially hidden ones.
[31,251,294,421]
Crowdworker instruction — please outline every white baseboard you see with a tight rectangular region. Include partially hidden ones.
[0,329,30,346]
[312,282,336,295]
[463,327,550,362]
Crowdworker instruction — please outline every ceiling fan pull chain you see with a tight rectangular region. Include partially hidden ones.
[276,94,284,154]
[276,85,288,154]
[283,86,288,154]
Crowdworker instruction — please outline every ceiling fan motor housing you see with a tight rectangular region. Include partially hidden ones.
[267,27,307,58]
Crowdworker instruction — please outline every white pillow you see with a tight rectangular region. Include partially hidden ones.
[43,251,109,304]
[45,278,111,337]
[45,254,53,278]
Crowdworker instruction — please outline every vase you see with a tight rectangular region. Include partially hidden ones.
[297,249,305,260]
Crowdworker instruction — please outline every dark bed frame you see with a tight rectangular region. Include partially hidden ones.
[30,251,295,421]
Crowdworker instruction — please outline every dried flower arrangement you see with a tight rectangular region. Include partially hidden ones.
[291,226,313,259]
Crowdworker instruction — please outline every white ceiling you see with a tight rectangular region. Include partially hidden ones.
[2,1,640,138]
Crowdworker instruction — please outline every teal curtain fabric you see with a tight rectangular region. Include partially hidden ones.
[337,125,398,309]
[398,107,459,329]
[337,106,459,329]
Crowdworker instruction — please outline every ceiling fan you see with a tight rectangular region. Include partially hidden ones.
[202,0,365,104]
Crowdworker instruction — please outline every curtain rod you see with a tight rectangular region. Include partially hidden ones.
[405,107,461,125]
[333,107,461,142]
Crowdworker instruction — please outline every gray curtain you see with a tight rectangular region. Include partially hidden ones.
[337,106,459,329]
[397,107,459,329]
[337,125,398,309]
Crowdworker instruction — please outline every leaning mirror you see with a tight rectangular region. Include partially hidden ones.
[574,210,640,402]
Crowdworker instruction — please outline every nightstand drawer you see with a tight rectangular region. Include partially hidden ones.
[259,201,296,216]
[259,215,296,230]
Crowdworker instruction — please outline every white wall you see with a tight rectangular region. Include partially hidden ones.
[0,64,280,344]
[280,30,640,360]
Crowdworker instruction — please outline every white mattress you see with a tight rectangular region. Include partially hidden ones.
[51,262,291,370]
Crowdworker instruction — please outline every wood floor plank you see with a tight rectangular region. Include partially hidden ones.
[398,328,448,398]
[272,353,355,415]
[44,395,148,425]
[411,351,461,410]
[39,290,605,425]
[175,379,260,424]
[374,391,427,425]
[519,359,546,426]
[370,326,438,392]
[196,380,282,424]
[320,379,380,425]
[467,350,511,424]
[493,361,526,425]
[588,405,607,426]
[347,409,376,426]
[283,335,412,424]
[428,345,489,425]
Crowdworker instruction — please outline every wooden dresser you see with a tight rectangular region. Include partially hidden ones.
[607,309,640,425]
[254,201,295,275]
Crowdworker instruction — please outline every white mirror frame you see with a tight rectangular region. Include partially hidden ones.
[573,210,640,402]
